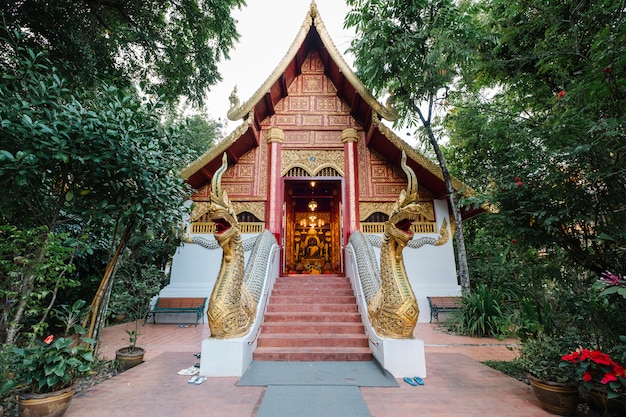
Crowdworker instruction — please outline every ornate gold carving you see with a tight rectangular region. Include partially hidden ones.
[359,202,394,221]
[232,201,265,223]
[434,218,449,246]
[206,153,257,339]
[190,202,212,222]
[281,150,344,177]
[342,127,358,143]
[266,127,284,144]
[368,151,421,338]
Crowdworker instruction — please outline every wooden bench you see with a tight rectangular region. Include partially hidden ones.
[144,297,208,325]
[427,296,461,325]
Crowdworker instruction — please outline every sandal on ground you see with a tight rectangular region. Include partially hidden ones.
[413,377,424,385]
[188,375,200,384]
[178,366,199,376]
[403,377,417,386]
[194,376,207,385]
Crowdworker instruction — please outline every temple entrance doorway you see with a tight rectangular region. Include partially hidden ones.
[283,179,343,276]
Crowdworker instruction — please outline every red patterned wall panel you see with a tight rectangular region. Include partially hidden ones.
[262,50,361,152]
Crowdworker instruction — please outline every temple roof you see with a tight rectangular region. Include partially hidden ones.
[181,1,483,219]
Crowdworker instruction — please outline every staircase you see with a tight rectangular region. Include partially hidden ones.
[254,275,372,361]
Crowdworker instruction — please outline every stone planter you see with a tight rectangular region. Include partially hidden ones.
[18,385,74,417]
[528,374,580,416]
[115,346,145,371]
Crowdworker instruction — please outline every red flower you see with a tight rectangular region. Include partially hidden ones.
[613,364,626,377]
[601,373,618,384]
[557,90,566,99]
[603,66,612,74]
[562,352,581,362]
[514,177,521,182]
[583,371,593,382]
[589,350,613,366]
[44,335,54,345]
[511,239,517,245]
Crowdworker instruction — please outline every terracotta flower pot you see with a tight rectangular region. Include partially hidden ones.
[18,385,75,417]
[528,374,580,416]
[115,346,145,371]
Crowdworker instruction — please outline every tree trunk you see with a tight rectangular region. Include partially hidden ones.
[426,131,471,293]
[83,218,137,340]
[414,102,471,293]
[5,244,48,345]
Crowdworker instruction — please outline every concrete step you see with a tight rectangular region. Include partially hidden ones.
[268,295,357,304]
[266,303,358,313]
[263,311,362,323]
[260,321,365,334]
[270,288,355,296]
[253,346,373,361]
[257,333,369,348]
[253,274,371,362]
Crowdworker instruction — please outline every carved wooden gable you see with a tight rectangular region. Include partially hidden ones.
[262,51,360,150]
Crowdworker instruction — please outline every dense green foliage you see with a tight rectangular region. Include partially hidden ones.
[446,0,626,275]
[346,0,625,351]
[0,34,196,344]
[1,0,245,105]
[345,0,478,291]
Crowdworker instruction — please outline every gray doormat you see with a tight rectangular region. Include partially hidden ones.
[236,360,398,387]
[256,385,372,417]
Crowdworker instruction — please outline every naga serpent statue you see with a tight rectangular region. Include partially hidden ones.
[206,153,257,338]
[367,151,425,338]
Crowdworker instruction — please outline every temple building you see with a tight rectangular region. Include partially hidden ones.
[157,2,480,377]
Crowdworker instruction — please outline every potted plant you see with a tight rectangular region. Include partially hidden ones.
[518,334,582,416]
[0,328,95,417]
[115,329,146,371]
[112,262,166,371]
[561,347,626,416]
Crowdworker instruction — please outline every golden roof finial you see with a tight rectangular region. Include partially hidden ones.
[310,0,318,19]
[228,85,240,110]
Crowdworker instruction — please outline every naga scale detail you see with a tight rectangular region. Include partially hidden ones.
[206,153,257,338]
[368,151,446,338]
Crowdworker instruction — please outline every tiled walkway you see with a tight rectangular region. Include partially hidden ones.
[65,322,552,417]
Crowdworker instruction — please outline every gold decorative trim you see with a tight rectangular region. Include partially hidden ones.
[341,127,358,143]
[232,201,265,222]
[267,127,284,144]
[226,3,397,122]
[281,149,344,177]
[359,202,394,221]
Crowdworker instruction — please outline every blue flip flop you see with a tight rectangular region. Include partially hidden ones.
[403,377,417,386]
[413,377,424,385]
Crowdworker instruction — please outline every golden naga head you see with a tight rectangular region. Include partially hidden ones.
[387,151,421,258]
[209,153,239,242]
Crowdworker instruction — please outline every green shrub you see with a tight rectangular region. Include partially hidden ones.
[517,334,583,384]
[450,284,511,338]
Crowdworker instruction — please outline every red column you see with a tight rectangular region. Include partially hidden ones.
[266,127,284,241]
[342,128,359,241]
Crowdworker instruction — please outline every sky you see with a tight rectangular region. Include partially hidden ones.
[202,0,355,126]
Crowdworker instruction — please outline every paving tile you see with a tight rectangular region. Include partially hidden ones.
[65,322,550,417]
